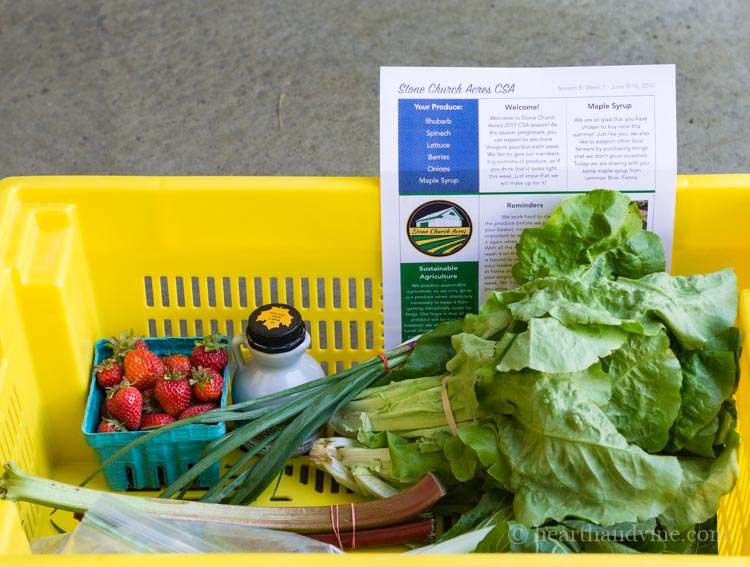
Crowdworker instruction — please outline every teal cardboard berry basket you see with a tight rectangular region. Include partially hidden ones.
[81,336,231,490]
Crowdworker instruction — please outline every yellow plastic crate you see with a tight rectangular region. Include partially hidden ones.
[1,174,749,566]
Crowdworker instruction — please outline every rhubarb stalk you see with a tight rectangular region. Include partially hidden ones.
[0,461,446,534]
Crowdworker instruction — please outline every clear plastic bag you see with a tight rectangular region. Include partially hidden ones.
[31,495,344,554]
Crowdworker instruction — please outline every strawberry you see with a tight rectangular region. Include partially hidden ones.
[94,357,124,389]
[163,353,192,377]
[123,348,165,391]
[154,373,193,417]
[178,402,219,420]
[140,413,176,429]
[189,366,224,402]
[107,329,148,360]
[190,334,229,372]
[106,384,143,430]
[97,418,127,433]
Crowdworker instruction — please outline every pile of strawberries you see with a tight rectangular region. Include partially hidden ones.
[94,331,229,433]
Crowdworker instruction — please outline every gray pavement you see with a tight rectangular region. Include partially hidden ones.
[0,0,748,178]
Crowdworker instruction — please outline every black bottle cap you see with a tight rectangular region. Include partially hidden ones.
[245,303,306,354]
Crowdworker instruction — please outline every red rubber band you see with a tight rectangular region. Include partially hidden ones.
[330,505,344,549]
[328,503,358,550]
[378,353,390,372]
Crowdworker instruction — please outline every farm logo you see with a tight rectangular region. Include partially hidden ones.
[406,200,472,257]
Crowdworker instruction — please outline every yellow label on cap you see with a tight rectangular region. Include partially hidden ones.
[255,305,294,330]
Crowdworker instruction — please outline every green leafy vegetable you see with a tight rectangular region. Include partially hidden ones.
[490,371,682,527]
[383,319,463,384]
[669,339,739,457]
[438,487,514,542]
[476,522,574,553]
[310,189,741,555]
[511,189,666,284]
[630,269,738,350]
[496,318,628,373]
[659,429,740,533]
[605,330,682,452]
[384,432,454,483]
[455,423,511,486]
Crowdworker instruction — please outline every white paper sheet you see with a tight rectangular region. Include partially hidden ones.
[380,65,677,349]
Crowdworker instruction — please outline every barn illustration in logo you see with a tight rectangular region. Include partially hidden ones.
[406,200,473,257]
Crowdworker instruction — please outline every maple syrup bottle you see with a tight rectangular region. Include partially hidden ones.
[230,303,325,454]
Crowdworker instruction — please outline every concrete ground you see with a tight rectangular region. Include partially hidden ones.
[0,0,748,178]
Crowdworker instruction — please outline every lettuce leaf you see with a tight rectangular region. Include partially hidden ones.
[658,429,740,533]
[493,269,737,351]
[627,269,738,350]
[562,518,665,553]
[463,293,513,339]
[497,276,661,333]
[490,371,682,526]
[670,336,738,456]
[512,189,665,284]
[476,522,575,553]
[605,331,683,453]
[497,318,628,373]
